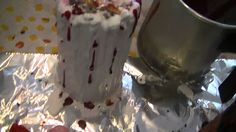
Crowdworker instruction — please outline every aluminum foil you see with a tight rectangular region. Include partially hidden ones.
[0,53,236,132]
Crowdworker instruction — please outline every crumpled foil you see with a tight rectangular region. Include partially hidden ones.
[0,53,236,132]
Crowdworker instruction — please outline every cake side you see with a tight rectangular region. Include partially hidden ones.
[56,0,141,102]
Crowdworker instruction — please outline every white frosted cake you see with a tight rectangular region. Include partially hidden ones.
[47,0,141,115]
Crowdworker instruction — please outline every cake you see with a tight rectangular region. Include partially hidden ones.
[47,0,141,115]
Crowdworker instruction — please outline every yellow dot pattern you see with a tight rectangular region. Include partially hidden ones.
[35,4,43,12]
[36,46,45,53]
[28,16,36,22]
[52,8,57,16]
[51,25,57,33]
[128,51,138,58]
[15,16,24,22]
[41,18,50,23]
[7,35,15,41]
[0,45,5,52]
[0,24,9,31]
[22,26,29,32]
[36,25,45,31]
[29,34,38,41]
[5,6,14,12]
[0,0,138,55]
[51,47,58,54]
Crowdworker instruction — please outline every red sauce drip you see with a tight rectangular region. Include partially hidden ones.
[84,101,95,109]
[10,123,29,132]
[89,50,96,71]
[120,25,125,30]
[63,70,66,88]
[63,97,73,106]
[93,40,98,48]
[90,41,98,70]
[129,9,138,37]
[88,40,98,82]
[59,92,63,98]
[67,26,71,41]
[62,10,71,20]
[109,48,117,74]
[88,74,92,84]
[78,120,86,129]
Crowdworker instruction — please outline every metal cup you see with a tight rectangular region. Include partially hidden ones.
[138,0,236,82]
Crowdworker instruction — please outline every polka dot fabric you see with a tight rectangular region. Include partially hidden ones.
[0,0,147,57]
[0,0,58,54]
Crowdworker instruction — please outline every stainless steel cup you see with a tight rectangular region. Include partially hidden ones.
[138,0,236,82]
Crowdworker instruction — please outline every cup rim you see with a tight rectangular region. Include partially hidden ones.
[179,0,236,29]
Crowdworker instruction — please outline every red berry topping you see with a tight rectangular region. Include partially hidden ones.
[62,11,71,20]
[72,6,84,15]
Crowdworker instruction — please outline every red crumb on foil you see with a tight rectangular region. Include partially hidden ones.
[63,97,73,106]
[84,101,95,109]
[78,120,87,129]
[10,123,29,132]
[48,125,69,132]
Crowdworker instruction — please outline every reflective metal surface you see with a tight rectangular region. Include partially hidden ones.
[138,0,236,82]
[0,53,235,131]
